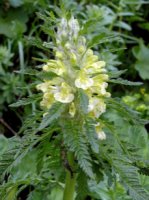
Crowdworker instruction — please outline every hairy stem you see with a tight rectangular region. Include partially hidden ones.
[63,152,77,200]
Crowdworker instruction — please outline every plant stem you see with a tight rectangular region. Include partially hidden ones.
[63,152,77,200]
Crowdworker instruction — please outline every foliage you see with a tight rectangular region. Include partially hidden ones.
[133,40,149,80]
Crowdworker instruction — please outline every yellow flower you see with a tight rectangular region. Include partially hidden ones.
[92,75,109,96]
[65,42,71,50]
[43,60,65,75]
[55,51,63,59]
[95,123,106,140]
[40,92,55,109]
[54,82,74,103]
[75,71,94,90]
[69,52,77,65]
[93,74,109,83]
[69,102,76,117]
[91,61,106,68]
[86,49,93,56]
[85,52,98,65]
[37,17,110,117]
[36,81,51,93]
[84,61,106,74]
[88,97,106,118]
[78,45,86,54]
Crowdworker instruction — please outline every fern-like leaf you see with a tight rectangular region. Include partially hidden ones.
[61,119,94,178]
[9,94,42,107]
[84,118,99,153]
[76,170,89,200]
[106,98,148,125]
[77,89,89,114]
[109,78,143,86]
[113,158,149,200]
[38,102,66,131]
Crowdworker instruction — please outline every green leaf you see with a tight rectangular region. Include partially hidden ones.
[109,78,143,86]
[133,40,149,80]
[104,109,149,161]
[62,119,94,178]
[37,71,58,80]
[84,118,99,153]
[87,33,107,48]
[106,98,148,125]
[117,12,134,16]
[38,102,66,131]
[88,175,132,200]
[115,21,131,31]
[0,135,8,156]
[87,34,118,48]
[48,186,63,200]
[4,186,17,200]
[108,70,127,78]
[0,137,20,180]
[139,22,149,31]
[76,171,89,200]
[15,69,39,76]
[77,89,89,114]
[25,36,51,51]
[15,69,58,80]
[0,9,28,38]
[123,0,149,5]
[9,94,42,107]
[113,158,149,200]
[11,149,38,180]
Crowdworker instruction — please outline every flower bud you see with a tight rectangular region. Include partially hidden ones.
[78,45,85,54]
[69,102,76,117]
[70,53,77,65]
[86,49,93,56]
[95,123,106,140]
[68,17,80,39]
[65,43,71,50]
[55,51,63,59]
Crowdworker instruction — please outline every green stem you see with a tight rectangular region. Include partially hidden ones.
[63,152,77,200]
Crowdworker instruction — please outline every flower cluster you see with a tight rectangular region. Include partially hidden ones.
[37,17,110,139]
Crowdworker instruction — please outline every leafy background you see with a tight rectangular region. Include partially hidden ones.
[0,0,149,199]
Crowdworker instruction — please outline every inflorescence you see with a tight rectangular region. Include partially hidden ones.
[37,17,111,140]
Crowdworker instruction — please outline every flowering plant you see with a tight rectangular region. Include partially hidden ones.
[1,14,149,200]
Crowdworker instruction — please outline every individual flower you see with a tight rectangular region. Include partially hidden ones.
[40,93,55,109]
[36,81,51,93]
[42,60,66,76]
[75,71,94,90]
[69,102,76,117]
[54,82,74,103]
[84,61,106,74]
[88,97,106,118]
[95,123,106,140]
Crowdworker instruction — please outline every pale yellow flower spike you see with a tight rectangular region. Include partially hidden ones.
[37,17,111,138]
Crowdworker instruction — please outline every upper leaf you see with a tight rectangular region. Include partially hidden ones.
[9,94,42,107]
[38,102,66,131]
